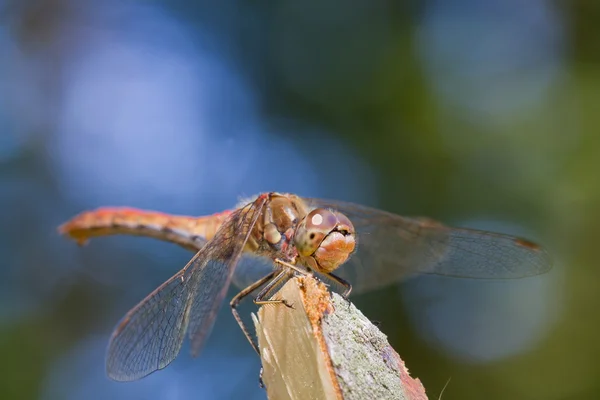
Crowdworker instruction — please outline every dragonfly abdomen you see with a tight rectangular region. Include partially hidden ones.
[58,207,232,251]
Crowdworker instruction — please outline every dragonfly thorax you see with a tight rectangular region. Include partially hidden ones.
[245,194,308,261]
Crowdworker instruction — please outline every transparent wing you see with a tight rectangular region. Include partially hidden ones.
[106,269,191,381]
[186,196,267,356]
[106,195,267,381]
[232,255,276,290]
[304,198,552,294]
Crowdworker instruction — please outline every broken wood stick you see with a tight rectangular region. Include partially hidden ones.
[253,275,428,400]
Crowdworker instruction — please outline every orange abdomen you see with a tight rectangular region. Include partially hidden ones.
[58,207,231,251]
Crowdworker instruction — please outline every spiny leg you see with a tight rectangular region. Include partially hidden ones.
[252,269,295,389]
[231,269,293,389]
[230,271,277,355]
[324,271,353,298]
[254,269,294,308]
[274,258,334,289]
[274,258,311,277]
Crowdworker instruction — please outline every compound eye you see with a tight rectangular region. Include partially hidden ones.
[294,208,337,257]
[334,212,354,236]
[306,208,338,231]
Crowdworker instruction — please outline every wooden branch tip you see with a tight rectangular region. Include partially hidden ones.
[253,275,428,400]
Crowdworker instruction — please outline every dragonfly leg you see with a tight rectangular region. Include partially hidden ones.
[231,269,293,391]
[274,258,310,277]
[274,259,329,289]
[324,272,352,298]
[254,269,294,309]
[230,271,277,355]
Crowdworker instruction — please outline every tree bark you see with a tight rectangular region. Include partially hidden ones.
[253,275,428,400]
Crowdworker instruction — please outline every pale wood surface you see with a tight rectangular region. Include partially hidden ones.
[254,276,428,400]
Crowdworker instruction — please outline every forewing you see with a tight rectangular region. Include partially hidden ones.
[185,194,268,356]
[105,195,268,380]
[305,198,552,294]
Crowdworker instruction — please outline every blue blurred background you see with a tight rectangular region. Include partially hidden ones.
[0,0,596,399]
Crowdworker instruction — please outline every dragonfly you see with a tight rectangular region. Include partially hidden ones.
[59,192,552,382]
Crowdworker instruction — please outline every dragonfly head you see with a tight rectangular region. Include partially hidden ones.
[293,208,356,273]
